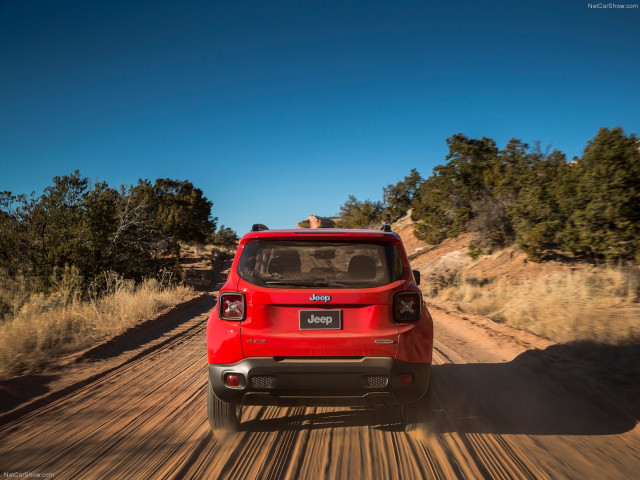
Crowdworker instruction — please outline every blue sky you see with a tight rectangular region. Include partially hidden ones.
[1,0,638,235]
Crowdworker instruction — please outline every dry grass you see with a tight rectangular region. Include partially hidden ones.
[0,275,193,379]
[435,267,640,344]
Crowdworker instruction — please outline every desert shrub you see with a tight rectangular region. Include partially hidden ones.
[335,195,384,229]
[467,243,483,260]
[469,196,515,250]
[210,225,239,248]
[382,168,423,223]
[0,270,32,321]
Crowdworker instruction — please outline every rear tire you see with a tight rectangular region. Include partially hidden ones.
[403,380,432,433]
[208,376,240,432]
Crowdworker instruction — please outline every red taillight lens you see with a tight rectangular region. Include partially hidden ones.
[219,292,246,321]
[393,292,421,322]
[398,373,413,386]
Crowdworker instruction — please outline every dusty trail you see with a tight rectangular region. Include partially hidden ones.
[1,293,639,479]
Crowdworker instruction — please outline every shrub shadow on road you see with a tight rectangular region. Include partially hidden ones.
[430,341,639,436]
[0,374,57,414]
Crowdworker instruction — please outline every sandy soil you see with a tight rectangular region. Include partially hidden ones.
[1,260,638,479]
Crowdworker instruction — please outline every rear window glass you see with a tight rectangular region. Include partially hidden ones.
[238,240,403,289]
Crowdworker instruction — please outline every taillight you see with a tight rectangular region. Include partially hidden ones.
[219,292,246,321]
[393,291,421,322]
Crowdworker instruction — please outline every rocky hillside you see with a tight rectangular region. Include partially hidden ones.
[393,212,571,295]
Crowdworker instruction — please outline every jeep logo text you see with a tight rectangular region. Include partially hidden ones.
[309,293,331,302]
[309,314,333,325]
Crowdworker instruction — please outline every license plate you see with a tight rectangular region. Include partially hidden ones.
[299,310,342,330]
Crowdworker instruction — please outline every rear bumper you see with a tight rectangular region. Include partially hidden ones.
[209,357,430,406]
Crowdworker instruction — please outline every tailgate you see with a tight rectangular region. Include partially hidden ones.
[239,284,399,358]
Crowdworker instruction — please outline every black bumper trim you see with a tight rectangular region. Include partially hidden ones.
[209,357,430,406]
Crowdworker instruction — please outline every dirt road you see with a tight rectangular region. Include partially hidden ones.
[1,292,638,479]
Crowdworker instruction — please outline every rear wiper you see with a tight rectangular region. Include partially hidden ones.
[265,280,330,287]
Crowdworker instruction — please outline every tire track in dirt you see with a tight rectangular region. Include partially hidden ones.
[427,349,543,480]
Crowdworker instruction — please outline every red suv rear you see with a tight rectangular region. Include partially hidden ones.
[206,225,433,432]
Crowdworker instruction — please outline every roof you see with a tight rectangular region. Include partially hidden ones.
[239,228,401,244]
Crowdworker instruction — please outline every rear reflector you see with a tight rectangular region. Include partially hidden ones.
[219,292,246,321]
[398,373,413,386]
[225,373,242,387]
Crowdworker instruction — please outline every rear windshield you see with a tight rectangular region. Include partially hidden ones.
[238,240,403,288]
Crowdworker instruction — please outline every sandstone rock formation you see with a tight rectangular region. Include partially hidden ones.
[297,215,336,229]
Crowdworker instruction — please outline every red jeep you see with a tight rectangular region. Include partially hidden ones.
[206,224,433,432]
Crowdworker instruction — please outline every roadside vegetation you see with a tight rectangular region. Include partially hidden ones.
[0,172,238,379]
[0,268,194,378]
[336,127,640,264]
[434,266,639,345]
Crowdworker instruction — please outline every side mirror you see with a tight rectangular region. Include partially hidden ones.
[412,270,421,286]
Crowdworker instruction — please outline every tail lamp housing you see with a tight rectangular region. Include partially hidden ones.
[219,292,246,321]
[393,291,421,322]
